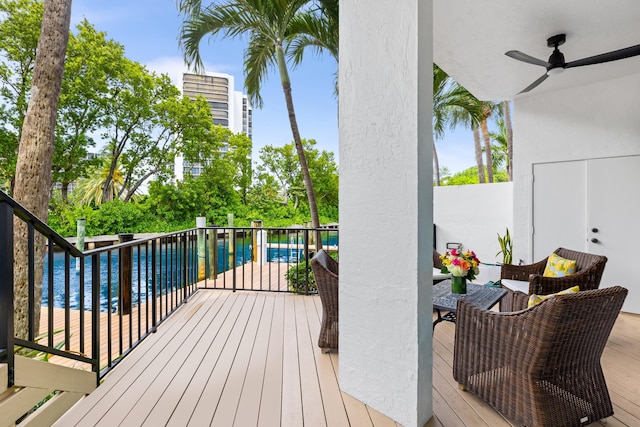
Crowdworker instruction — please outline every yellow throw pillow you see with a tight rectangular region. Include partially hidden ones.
[543,253,577,277]
[528,285,580,307]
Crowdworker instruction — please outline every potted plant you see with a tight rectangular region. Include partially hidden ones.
[496,228,513,265]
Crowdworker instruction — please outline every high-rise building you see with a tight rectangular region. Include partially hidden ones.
[174,72,252,180]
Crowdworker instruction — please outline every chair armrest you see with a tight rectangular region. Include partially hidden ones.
[500,288,530,312]
[500,258,547,281]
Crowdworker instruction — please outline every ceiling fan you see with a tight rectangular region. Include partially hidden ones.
[506,34,640,94]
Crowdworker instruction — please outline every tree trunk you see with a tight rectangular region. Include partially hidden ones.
[276,46,322,248]
[12,0,72,340]
[433,144,441,186]
[503,100,513,181]
[61,181,69,202]
[472,125,485,183]
[480,118,494,183]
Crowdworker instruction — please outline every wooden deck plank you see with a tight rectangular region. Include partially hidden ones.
[53,291,213,426]
[54,290,640,427]
[257,293,285,427]
[91,292,225,426]
[165,292,249,426]
[304,296,350,427]
[233,293,276,427]
[188,292,258,424]
[295,295,328,427]
[280,294,304,426]
[210,293,267,426]
[120,290,234,425]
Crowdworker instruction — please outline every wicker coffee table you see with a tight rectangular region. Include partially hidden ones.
[432,280,506,330]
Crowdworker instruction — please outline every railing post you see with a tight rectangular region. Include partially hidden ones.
[118,233,134,315]
[208,228,217,281]
[196,217,206,282]
[91,253,100,383]
[232,230,237,292]
[151,239,157,331]
[183,231,188,301]
[76,218,86,271]
[0,200,15,387]
[304,229,310,294]
[251,220,262,262]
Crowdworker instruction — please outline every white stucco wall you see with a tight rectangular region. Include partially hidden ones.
[434,182,513,283]
[339,1,433,426]
[512,73,640,263]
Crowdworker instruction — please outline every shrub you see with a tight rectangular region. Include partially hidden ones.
[285,251,338,294]
[286,261,317,294]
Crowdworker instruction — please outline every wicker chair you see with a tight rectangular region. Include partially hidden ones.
[310,249,339,353]
[454,286,627,427]
[500,247,607,311]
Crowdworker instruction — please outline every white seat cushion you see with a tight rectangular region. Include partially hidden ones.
[433,268,451,280]
[501,279,529,293]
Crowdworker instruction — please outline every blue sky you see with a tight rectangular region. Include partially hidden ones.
[70,0,480,174]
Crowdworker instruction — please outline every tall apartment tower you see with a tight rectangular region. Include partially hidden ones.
[175,72,252,180]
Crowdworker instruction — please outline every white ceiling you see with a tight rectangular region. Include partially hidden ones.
[433,0,640,101]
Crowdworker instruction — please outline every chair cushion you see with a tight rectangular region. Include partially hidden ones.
[527,285,580,307]
[543,253,577,277]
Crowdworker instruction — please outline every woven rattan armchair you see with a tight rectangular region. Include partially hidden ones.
[310,249,339,353]
[454,286,627,427]
[500,247,607,311]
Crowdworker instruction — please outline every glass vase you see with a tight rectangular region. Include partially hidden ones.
[451,276,467,294]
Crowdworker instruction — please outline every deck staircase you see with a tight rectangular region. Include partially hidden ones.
[0,357,95,426]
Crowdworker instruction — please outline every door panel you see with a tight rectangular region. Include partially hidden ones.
[588,156,640,313]
[532,161,588,260]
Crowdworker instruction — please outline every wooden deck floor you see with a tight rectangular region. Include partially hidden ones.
[55,289,640,427]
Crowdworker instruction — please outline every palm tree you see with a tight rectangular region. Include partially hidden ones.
[472,125,485,183]
[74,157,126,206]
[489,118,508,174]
[289,0,339,93]
[12,0,73,339]
[479,101,501,183]
[502,100,514,180]
[432,64,482,185]
[178,0,322,234]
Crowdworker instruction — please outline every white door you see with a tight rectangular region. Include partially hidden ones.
[587,156,640,313]
[532,161,588,260]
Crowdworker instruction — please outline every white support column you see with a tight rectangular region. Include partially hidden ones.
[339,1,434,426]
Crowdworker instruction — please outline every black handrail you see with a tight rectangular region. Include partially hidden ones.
[0,190,82,257]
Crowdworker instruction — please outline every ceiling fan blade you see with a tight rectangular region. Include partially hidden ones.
[566,44,640,68]
[506,50,550,68]
[519,73,549,94]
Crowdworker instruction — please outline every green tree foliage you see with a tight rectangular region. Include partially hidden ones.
[53,20,124,200]
[440,166,508,186]
[256,139,338,218]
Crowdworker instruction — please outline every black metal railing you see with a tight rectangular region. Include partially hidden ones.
[0,190,198,387]
[198,226,339,294]
[0,189,339,390]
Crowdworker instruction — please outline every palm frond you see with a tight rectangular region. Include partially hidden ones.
[244,34,276,108]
